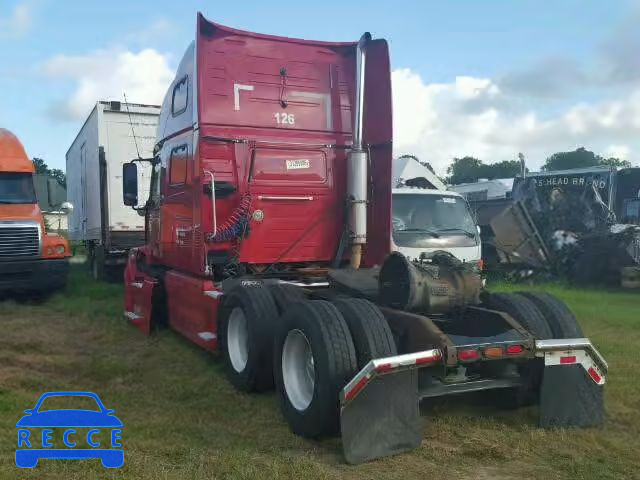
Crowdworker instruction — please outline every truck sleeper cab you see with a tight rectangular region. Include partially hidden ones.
[122,14,607,464]
[0,129,70,293]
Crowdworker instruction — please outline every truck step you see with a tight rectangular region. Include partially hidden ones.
[203,290,223,299]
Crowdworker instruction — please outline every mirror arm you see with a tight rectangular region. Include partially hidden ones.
[130,157,156,164]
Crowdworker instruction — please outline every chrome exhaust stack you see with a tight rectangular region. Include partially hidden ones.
[348,32,371,269]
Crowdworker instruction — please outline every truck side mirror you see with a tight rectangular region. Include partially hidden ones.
[123,162,139,207]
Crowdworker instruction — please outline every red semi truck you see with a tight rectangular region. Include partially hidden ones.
[122,14,607,463]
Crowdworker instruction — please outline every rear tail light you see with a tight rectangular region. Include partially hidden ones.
[477,259,484,271]
[506,344,525,355]
[483,346,503,358]
[458,349,480,362]
[588,367,602,384]
[560,355,577,364]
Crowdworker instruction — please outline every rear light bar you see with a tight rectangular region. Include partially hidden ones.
[458,349,480,362]
[458,344,526,362]
[506,344,525,355]
[341,349,443,405]
[535,338,608,386]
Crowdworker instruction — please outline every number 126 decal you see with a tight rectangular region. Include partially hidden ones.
[274,112,295,125]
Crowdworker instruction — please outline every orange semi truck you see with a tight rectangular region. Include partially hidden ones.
[0,129,71,293]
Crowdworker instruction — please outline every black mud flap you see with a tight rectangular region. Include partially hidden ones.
[539,364,604,428]
[340,370,421,465]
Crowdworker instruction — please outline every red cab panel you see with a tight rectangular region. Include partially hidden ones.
[124,278,156,336]
[164,271,221,350]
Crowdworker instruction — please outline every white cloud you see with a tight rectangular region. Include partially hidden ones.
[604,144,631,160]
[392,68,640,174]
[0,2,32,37]
[42,49,174,120]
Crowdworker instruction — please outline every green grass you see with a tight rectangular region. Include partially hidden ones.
[0,266,638,479]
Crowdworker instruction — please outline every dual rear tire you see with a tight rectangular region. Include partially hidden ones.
[219,285,397,438]
[218,285,280,392]
[275,298,396,437]
[484,291,585,407]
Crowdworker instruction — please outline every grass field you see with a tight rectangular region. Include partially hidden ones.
[0,265,639,479]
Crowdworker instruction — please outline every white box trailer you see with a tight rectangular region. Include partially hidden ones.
[66,101,160,280]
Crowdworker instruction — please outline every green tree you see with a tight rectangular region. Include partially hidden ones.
[482,160,522,179]
[543,147,631,171]
[600,157,631,169]
[446,157,523,184]
[31,158,66,187]
[446,156,483,184]
[542,147,602,171]
[49,168,67,188]
[32,157,49,174]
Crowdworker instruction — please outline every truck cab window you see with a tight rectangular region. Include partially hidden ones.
[169,145,188,185]
[172,76,188,116]
[149,162,163,205]
[0,172,37,204]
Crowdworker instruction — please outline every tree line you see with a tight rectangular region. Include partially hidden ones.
[31,146,632,190]
[32,157,66,188]
[445,147,631,185]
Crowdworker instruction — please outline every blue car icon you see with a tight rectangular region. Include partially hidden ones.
[16,391,123,468]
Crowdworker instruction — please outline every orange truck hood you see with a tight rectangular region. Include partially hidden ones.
[0,203,44,226]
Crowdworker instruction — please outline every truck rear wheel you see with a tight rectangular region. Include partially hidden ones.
[332,298,397,368]
[274,300,357,437]
[218,285,279,392]
[484,292,552,407]
[267,283,307,314]
[518,292,583,338]
[485,293,552,339]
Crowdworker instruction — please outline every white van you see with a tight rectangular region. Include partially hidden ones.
[392,187,482,265]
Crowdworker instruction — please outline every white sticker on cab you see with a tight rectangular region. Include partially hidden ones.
[286,159,310,170]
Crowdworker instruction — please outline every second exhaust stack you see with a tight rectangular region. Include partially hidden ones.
[348,32,371,269]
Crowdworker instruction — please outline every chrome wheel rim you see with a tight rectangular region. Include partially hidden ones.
[227,307,248,372]
[282,329,315,411]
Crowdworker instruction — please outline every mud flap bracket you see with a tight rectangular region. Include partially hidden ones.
[339,349,442,464]
[536,338,607,428]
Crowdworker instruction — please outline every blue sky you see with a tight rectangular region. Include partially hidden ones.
[1,0,638,172]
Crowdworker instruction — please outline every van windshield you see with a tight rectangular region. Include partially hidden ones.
[392,193,477,247]
[0,173,37,204]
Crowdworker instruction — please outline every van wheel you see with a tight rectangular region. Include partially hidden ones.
[274,300,357,437]
[332,298,397,368]
[218,284,279,392]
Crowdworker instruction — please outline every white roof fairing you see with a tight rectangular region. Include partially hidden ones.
[393,156,447,191]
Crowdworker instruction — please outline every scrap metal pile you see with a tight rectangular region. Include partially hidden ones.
[490,173,640,286]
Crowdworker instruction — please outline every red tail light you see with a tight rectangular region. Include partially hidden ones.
[560,355,577,364]
[506,344,525,355]
[458,349,480,362]
[588,367,602,384]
